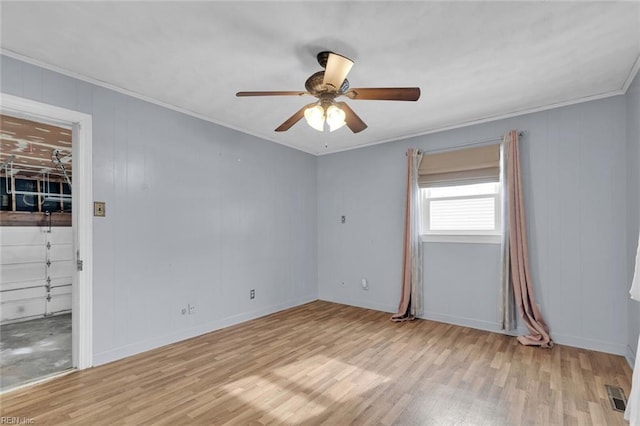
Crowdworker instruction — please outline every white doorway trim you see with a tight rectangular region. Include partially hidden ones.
[1,93,93,369]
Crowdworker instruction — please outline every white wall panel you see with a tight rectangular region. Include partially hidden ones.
[1,299,46,322]
[0,227,46,246]
[48,261,74,279]
[1,280,42,292]
[0,245,46,264]
[0,263,47,284]
[49,244,73,262]
[49,227,73,245]
[318,95,630,355]
[50,285,71,296]
[47,293,71,314]
[1,286,46,302]
[423,242,501,330]
[49,277,71,288]
[1,55,318,365]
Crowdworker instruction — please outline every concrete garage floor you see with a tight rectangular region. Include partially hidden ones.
[0,314,72,392]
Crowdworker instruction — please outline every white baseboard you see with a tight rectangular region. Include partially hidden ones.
[550,332,628,357]
[421,311,496,333]
[421,311,536,339]
[341,305,629,357]
[422,311,628,356]
[92,295,317,366]
[318,296,396,315]
[95,297,634,366]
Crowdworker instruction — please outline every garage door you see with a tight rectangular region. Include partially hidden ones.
[1,226,73,323]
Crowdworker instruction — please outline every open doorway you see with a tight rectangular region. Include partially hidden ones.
[0,95,93,392]
[0,114,74,390]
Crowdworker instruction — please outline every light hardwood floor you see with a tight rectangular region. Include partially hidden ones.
[0,301,632,425]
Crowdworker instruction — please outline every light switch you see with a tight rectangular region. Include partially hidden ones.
[94,201,106,217]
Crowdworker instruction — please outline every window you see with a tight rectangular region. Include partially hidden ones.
[421,182,501,236]
[417,143,502,242]
[14,178,39,212]
[0,177,11,211]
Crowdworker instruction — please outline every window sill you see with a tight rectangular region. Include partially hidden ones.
[421,234,501,244]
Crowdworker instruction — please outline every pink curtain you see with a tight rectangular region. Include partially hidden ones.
[392,148,423,322]
[503,130,553,348]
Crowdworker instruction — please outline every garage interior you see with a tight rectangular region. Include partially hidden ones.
[0,114,74,391]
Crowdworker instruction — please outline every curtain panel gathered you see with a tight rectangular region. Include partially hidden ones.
[392,148,423,322]
[500,130,553,348]
[499,140,516,331]
[393,135,552,349]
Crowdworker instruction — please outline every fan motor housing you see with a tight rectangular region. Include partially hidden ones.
[305,71,349,96]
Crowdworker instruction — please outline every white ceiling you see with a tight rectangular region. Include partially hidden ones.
[1,1,639,155]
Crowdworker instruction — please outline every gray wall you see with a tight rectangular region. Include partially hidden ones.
[2,53,637,364]
[318,96,630,355]
[627,71,640,363]
[0,55,318,365]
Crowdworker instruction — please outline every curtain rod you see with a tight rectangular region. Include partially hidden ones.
[415,131,525,155]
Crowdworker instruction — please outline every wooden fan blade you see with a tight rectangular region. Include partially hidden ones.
[323,53,354,92]
[344,87,421,101]
[236,91,309,97]
[336,102,367,133]
[275,103,316,132]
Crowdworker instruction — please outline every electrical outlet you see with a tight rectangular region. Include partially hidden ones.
[188,304,196,315]
[361,278,369,290]
[250,289,255,299]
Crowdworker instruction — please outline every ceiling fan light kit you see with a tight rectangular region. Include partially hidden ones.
[304,101,347,132]
[236,51,421,134]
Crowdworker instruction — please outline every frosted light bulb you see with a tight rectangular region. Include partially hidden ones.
[326,105,346,132]
[304,105,325,132]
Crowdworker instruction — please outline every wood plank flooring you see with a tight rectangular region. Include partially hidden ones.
[0,301,632,425]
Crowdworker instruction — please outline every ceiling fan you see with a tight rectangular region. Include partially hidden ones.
[236,51,421,134]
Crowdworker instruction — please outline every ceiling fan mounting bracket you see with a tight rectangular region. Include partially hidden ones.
[316,51,332,68]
